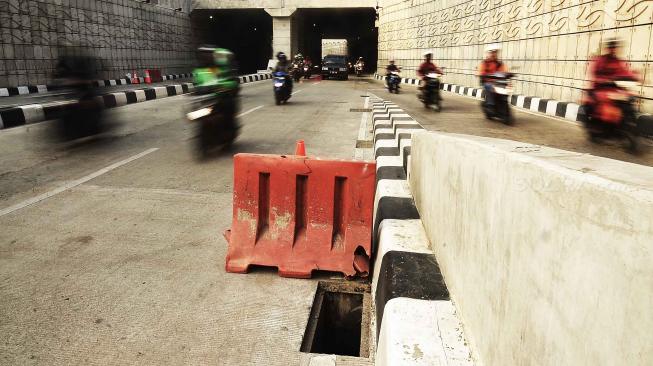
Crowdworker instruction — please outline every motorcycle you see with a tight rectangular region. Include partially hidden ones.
[186,92,239,156]
[273,71,292,105]
[580,80,652,153]
[355,63,364,76]
[292,63,303,82]
[303,64,311,79]
[482,72,515,124]
[419,72,442,111]
[387,71,401,94]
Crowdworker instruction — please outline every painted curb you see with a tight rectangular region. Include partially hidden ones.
[374,74,653,126]
[0,72,271,130]
[369,99,474,366]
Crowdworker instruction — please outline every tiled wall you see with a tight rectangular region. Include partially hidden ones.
[0,0,194,87]
[377,0,653,113]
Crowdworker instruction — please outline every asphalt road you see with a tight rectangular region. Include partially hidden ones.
[1,75,650,365]
[0,78,374,366]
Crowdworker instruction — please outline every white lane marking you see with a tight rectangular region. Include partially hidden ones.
[237,105,264,118]
[0,148,159,217]
[292,89,304,95]
[312,81,321,85]
[358,95,371,142]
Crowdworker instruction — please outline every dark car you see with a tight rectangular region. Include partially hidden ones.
[321,55,349,80]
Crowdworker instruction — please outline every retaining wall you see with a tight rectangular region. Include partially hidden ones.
[0,0,194,87]
[377,0,653,114]
[409,131,653,365]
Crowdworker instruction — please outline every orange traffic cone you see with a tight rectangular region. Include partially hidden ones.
[144,70,152,84]
[132,70,140,84]
[295,140,306,156]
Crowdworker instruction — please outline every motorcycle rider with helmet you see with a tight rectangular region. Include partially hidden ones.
[417,51,443,89]
[477,44,507,109]
[583,38,639,132]
[273,51,294,93]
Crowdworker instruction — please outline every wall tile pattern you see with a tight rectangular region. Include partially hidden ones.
[377,0,653,113]
[0,0,194,87]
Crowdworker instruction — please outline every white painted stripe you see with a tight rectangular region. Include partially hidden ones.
[109,80,117,86]
[516,95,525,108]
[162,75,168,81]
[0,88,9,97]
[236,105,264,118]
[20,104,45,123]
[0,148,159,217]
[119,79,127,85]
[112,93,127,106]
[546,100,558,116]
[376,155,403,170]
[377,298,474,366]
[153,87,167,98]
[174,85,183,94]
[530,97,541,112]
[18,86,29,95]
[565,103,580,121]
[357,96,370,143]
[291,89,303,95]
[37,85,47,93]
[134,89,146,102]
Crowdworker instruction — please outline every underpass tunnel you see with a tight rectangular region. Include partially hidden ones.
[191,9,272,75]
[293,9,378,72]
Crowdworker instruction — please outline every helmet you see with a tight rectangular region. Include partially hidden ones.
[213,48,233,67]
[277,52,287,61]
[423,50,433,57]
[604,37,620,49]
[197,45,217,67]
[358,57,363,60]
[485,43,501,52]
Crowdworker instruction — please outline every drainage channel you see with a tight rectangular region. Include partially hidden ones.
[300,280,372,358]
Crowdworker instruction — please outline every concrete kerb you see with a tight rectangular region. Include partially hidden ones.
[0,72,271,130]
[369,97,475,366]
[373,74,653,126]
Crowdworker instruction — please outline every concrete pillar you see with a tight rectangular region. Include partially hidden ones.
[265,8,297,58]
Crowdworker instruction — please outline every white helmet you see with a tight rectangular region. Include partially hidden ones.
[422,50,434,57]
[485,43,501,52]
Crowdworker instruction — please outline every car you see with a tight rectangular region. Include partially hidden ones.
[321,55,349,80]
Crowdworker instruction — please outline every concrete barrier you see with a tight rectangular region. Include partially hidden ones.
[409,131,653,365]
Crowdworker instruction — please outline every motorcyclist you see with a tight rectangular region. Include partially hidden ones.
[477,44,507,108]
[193,46,239,117]
[584,38,639,126]
[417,51,443,89]
[386,59,399,85]
[356,57,365,70]
[273,51,293,92]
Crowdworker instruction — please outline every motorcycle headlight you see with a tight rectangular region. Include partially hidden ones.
[186,107,212,121]
[339,68,347,71]
[322,67,328,70]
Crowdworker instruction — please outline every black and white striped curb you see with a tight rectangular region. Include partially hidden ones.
[374,73,653,127]
[0,73,195,97]
[370,99,474,365]
[238,73,272,83]
[0,73,272,130]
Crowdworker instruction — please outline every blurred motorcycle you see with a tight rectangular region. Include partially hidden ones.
[580,80,652,153]
[186,91,239,156]
[387,71,401,94]
[419,72,442,111]
[273,71,292,105]
[481,72,514,124]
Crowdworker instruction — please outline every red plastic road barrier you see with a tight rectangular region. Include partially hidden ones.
[224,153,376,278]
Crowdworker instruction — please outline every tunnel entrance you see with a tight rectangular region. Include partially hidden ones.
[294,9,377,72]
[191,9,272,75]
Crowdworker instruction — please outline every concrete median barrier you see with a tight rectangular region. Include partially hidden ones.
[409,131,653,365]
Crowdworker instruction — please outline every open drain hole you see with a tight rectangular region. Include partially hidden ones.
[301,281,371,357]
